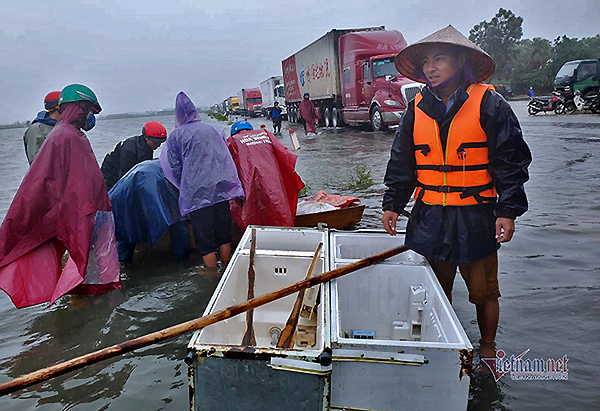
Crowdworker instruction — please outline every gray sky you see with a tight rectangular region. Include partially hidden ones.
[1,0,598,124]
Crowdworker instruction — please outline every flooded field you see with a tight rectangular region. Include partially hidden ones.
[0,101,599,410]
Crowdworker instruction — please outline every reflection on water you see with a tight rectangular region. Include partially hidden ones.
[0,104,599,409]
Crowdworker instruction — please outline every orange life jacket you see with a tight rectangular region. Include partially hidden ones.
[413,84,497,206]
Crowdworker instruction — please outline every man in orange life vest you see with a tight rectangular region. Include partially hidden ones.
[381,26,531,359]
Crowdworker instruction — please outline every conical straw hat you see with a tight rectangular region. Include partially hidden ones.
[395,25,495,84]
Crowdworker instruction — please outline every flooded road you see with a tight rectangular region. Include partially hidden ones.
[0,101,599,410]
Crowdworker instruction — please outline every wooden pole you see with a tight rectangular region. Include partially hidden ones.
[277,242,322,348]
[0,245,408,396]
[241,228,257,346]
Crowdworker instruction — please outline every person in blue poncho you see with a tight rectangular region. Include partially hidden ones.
[160,92,244,269]
[23,91,61,164]
[108,159,189,264]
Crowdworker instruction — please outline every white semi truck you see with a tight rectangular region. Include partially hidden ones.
[260,76,287,119]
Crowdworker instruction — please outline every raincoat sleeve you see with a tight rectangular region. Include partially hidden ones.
[165,137,183,188]
[481,91,531,220]
[382,103,417,214]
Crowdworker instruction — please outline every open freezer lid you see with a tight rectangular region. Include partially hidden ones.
[328,230,472,351]
[189,226,331,360]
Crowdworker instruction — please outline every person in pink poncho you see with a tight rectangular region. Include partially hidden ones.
[0,84,121,308]
[298,92,319,134]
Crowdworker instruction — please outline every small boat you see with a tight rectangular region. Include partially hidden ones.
[294,204,365,229]
[187,227,472,410]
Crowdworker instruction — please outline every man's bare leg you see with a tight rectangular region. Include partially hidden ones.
[202,251,218,268]
[219,243,232,268]
[477,298,499,358]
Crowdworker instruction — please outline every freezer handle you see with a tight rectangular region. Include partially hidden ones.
[333,349,427,366]
[269,357,332,375]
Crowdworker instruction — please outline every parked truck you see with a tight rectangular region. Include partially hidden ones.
[260,76,287,119]
[282,26,422,131]
[554,59,600,98]
[237,88,263,117]
[227,96,240,115]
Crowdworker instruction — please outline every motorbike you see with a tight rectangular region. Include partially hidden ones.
[527,91,565,115]
[561,88,600,114]
[573,90,599,114]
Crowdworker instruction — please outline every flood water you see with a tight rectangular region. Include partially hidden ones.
[0,101,599,410]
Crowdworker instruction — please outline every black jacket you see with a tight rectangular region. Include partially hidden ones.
[101,135,153,190]
[382,85,532,263]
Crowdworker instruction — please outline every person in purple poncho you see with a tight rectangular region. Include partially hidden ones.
[160,92,244,269]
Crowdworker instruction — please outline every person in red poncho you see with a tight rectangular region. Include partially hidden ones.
[227,121,304,232]
[298,92,319,134]
[0,84,121,309]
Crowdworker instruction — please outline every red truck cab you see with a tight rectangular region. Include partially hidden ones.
[283,28,422,131]
[239,88,264,117]
[339,30,420,131]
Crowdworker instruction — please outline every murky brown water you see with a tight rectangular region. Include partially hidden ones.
[1,102,599,410]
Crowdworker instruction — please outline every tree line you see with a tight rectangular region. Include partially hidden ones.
[469,8,600,95]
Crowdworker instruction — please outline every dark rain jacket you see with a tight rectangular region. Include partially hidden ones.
[270,107,282,121]
[382,85,531,263]
[101,135,153,190]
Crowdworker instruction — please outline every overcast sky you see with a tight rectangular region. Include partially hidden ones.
[1,0,598,124]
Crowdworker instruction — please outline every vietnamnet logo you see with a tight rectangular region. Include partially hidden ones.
[482,349,569,382]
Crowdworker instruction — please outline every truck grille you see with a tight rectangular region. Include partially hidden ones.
[402,83,425,105]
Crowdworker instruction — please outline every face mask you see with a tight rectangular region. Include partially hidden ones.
[83,114,96,131]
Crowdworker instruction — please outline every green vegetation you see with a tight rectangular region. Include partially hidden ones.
[102,109,175,120]
[469,8,600,95]
[347,165,374,190]
[206,112,229,122]
[0,120,31,130]
[298,183,311,198]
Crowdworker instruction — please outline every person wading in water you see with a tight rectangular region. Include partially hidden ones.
[381,25,532,361]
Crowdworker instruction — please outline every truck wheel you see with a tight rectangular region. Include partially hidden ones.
[332,108,341,127]
[370,107,385,131]
[323,108,331,127]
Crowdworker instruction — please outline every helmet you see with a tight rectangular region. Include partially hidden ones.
[44,91,61,111]
[303,92,310,97]
[231,120,253,135]
[58,84,102,114]
[142,121,167,141]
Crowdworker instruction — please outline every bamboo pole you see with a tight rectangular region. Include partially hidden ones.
[277,242,323,348]
[241,228,257,346]
[0,245,408,396]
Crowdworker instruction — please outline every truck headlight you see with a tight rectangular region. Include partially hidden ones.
[383,100,403,107]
